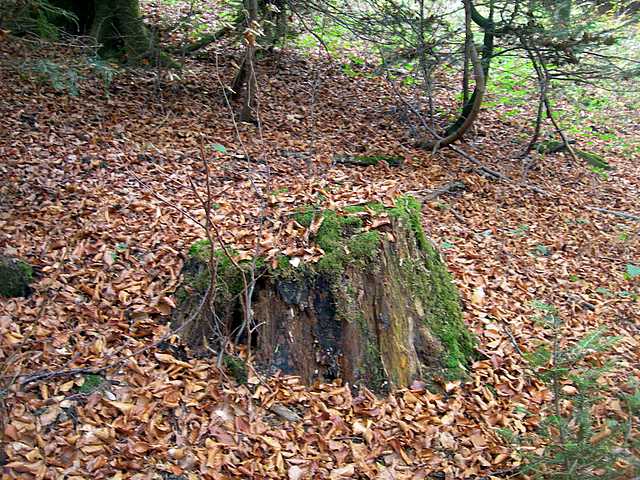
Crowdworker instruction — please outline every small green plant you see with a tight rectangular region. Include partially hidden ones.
[595,287,613,297]
[28,59,79,96]
[76,374,104,394]
[341,62,360,78]
[511,302,640,479]
[534,244,551,257]
[211,143,227,154]
[589,165,609,180]
[441,241,454,250]
[625,264,640,280]
[510,224,530,236]
[87,56,117,93]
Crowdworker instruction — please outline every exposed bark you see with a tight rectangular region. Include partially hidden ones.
[172,198,476,391]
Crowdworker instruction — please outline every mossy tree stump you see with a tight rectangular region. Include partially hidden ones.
[172,197,475,390]
[0,256,33,298]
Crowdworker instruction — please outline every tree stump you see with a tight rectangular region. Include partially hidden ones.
[172,197,475,390]
[0,256,33,298]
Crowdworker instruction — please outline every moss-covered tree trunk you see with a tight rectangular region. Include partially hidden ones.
[90,0,155,62]
[172,198,475,391]
[50,0,160,63]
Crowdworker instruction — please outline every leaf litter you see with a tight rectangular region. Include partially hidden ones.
[0,17,639,480]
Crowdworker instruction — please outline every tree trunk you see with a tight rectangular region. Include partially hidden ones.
[90,0,157,63]
[50,0,162,64]
[440,0,494,139]
[172,197,476,391]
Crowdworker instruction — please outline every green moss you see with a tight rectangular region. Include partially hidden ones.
[335,154,404,167]
[184,240,248,303]
[223,354,248,385]
[344,202,386,215]
[189,238,212,260]
[293,207,315,228]
[175,286,189,303]
[389,196,429,251]
[76,374,104,394]
[276,255,291,270]
[0,258,33,298]
[536,140,612,170]
[401,244,476,370]
[17,261,33,281]
[387,196,475,370]
[356,154,403,166]
[576,150,612,170]
[294,207,380,277]
[348,231,381,259]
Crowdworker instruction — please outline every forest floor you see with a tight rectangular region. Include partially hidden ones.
[1,10,639,479]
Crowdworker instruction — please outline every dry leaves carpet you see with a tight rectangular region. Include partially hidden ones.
[0,28,639,480]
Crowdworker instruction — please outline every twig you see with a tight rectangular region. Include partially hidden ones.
[588,207,640,221]
[503,324,525,358]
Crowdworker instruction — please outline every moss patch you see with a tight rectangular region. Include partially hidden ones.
[223,354,248,385]
[184,240,257,301]
[389,196,430,251]
[334,154,404,167]
[76,373,104,394]
[294,207,381,277]
[0,257,33,298]
[536,140,612,170]
[392,201,476,370]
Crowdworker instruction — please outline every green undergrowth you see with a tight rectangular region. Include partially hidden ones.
[75,373,104,395]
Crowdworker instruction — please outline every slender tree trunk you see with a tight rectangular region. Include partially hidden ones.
[236,0,259,123]
[417,41,485,150]
[462,0,472,105]
[443,0,494,137]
